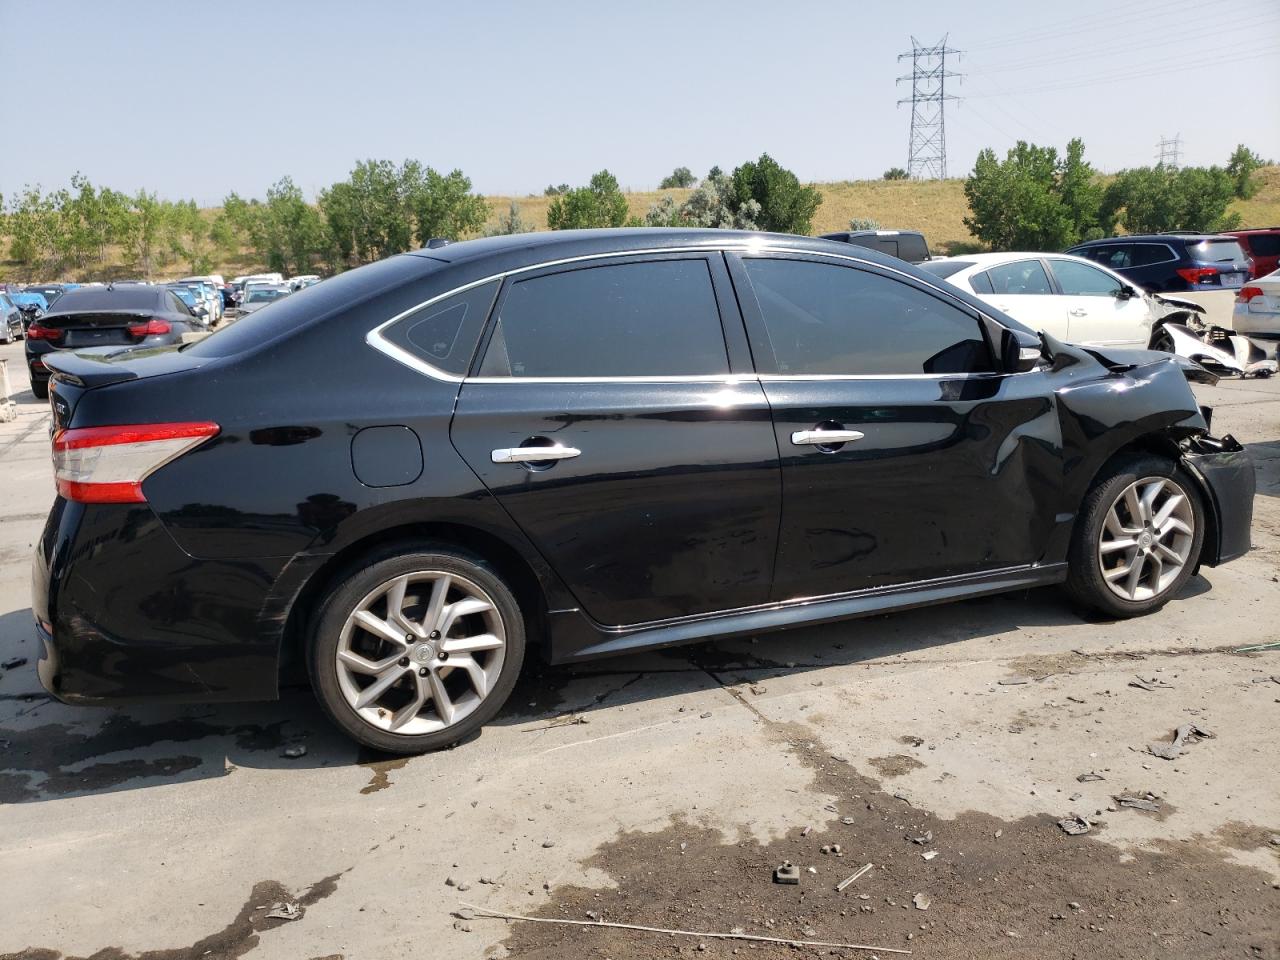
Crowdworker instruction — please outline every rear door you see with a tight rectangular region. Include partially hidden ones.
[1047,258,1150,347]
[728,252,1060,600]
[449,253,782,627]
[982,258,1068,338]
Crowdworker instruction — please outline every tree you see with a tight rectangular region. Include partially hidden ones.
[644,195,685,227]
[485,200,533,236]
[679,169,760,229]
[544,183,570,196]
[659,166,696,189]
[963,138,1106,250]
[730,153,821,234]
[882,167,908,180]
[1102,165,1240,234]
[164,199,216,274]
[546,170,629,229]
[409,168,489,245]
[121,190,170,277]
[1226,144,1263,199]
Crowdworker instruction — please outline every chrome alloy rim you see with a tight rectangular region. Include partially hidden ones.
[336,572,506,735]
[1097,477,1195,602]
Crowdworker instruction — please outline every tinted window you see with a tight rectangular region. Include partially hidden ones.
[478,259,729,378]
[742,258,992,376]
[381,279,499,376]
[45,286,164,314]
[918,260,972,279]
[1051,259,1122,296]
[986,260,1052,295]
[1096,244,1132,269]
[1073,246,1110,264]
[969,271,995,295]
[1240,234,1280,257]
[1188,239,1246,264]
[895,234,929,263]
[1131,243,1175,266]
[166,292,192,315]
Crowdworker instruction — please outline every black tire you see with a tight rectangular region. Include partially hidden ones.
[1065,454,1205,619]
[31,377,49,400]
[307,543,526,754]
[1149,325,1174,353]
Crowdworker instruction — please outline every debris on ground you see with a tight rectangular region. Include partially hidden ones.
[1076,772,1105,783]
[800,825,812,837]
[1128,676,1173,691]
[997,678,1030,685]
[913,893,931,910]
[459,902,912,954]
[1058,815,1092,836]
[773,861,799,885]
[907,830,932,845]
[541,839,556,848]
[835,863,873,891]
[1114,793,1161,813]
[1,656,28,670]
[921,851,939,861]
[1235,640,1280,653]
[280,744,307,759]
[265,902,301,921]
[1147,723,1214,761]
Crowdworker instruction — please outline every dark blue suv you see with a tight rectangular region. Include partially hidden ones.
[1066,234,1253,293]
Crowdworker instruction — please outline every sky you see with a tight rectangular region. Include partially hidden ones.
[2,0,1278,205]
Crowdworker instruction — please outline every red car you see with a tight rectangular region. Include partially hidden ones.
[1227,228,1280,279]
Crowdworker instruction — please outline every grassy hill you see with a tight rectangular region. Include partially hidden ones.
[6,168,1278,281]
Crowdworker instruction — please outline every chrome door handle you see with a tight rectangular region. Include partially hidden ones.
[491,444,581,464]
[791,429,865,446]
[1069,308,1088,317]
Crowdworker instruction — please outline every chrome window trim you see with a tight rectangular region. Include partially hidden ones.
[366,243,1009,384]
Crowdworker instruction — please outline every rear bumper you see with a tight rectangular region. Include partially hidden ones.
[1183,436,1255,567]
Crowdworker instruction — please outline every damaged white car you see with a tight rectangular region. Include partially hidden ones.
[921,252,1277,379]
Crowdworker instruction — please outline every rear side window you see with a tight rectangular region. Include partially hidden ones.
[1050,259,1122,296]
[1188,239,1246,264]
[1131,243,1175,266]
[969,271,995,294]
[986,260,1052,295]
[741,257,992,376]
[477,259,729,378]
[896,234,929,262]
[380,280,499,376]
[917,260,972,280]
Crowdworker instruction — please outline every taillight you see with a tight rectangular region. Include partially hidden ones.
[26,323,63,342]
[1175,267,1219,284]
[52,422,220,504]
[128,319,171,338]
[1237,285,1264,303]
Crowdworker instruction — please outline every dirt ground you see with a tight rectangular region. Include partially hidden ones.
[0,340,1277,960]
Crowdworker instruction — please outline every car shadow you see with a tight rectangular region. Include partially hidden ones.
[0,574,1217,805]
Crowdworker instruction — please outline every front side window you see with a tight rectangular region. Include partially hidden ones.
[1050,259,1122,297]
[477,259,729,378]
[741,257,992,376]
[986,260,1053,296]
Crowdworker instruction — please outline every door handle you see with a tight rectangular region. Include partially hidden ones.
[491,444,581,464]
[791,429,865,446]
[1069,308,1088,317]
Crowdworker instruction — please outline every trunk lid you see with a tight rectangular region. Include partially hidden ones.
[43,345,212,429]
[40,310,161,348]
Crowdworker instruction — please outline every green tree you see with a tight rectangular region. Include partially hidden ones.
[409,167,489,244]
[1102,165,1240,234]
[848,217,881,230]
[731,153,821,234]
[121,190,170,277]
[963,138,1105,250]
[659,166,696,189]
[544,183,570,196]
[680,169,760,229]
[882,167,908,180]
[546,170,629,229]
[644,194,686,227]
[1226,144,1263,199]
[163,199,216,274]
[7,185,62,273]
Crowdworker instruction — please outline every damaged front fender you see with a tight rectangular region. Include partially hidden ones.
[1181,434,1256,567]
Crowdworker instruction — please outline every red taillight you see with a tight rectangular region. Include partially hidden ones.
[26,323,63,342]
[1237,285,1265,303]
[52,422,220,504]
[128,319,171,338]
[1175,267,1219,284]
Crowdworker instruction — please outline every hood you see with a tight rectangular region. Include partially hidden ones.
[1150,292,1206,318]
[1040,332,1219,385]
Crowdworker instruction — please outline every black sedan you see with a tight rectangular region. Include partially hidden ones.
[25,284,198,399]
[33,229,1254,753]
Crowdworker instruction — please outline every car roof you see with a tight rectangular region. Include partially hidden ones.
[1072,234,1229,246]
[404,227,908,273]
[928,251,1091,268]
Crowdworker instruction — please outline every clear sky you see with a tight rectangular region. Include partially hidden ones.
[2,0,1278,205]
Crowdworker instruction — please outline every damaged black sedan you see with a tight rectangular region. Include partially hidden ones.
[32,229,1254,753]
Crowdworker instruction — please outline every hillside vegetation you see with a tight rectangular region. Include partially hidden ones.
[5,167,1278,282]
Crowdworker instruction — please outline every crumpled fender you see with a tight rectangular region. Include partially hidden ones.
[1161,323,1279,378]
[1151,293,1206,317]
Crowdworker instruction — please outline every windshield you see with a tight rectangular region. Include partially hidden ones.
[246,289,285,303]
[1188,239,1246,264]
[169,289,197,307]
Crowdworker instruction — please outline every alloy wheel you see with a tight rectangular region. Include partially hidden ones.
[1097,476,1195,602]
[335,571,506,735]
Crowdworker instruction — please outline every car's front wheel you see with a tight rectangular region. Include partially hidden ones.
[308,545,526,753]
[1065,455,1205,618]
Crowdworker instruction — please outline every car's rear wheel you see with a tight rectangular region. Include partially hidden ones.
[308,545,525,753]
[1065,455,1204,618]
[31,377,49,400]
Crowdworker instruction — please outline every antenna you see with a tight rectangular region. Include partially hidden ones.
[897,35,963,180]
[1156,133,1183,170]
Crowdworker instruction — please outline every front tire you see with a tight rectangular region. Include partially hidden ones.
[1065,455,1205,618]
[308,544,526,754]
[1149,325,1175,353]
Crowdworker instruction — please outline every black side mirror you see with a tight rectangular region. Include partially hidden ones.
[1115,284,1137,300]
[1001,327,1042,373]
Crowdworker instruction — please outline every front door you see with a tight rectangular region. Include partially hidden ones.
[1047,257,1151,347]
[727,252,1061,601]
[449,253,781,627]
[982,257,1068,340]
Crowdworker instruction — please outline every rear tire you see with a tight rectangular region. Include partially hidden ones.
[308,543,526,754]
[1065,455,1205,618]
[31,378,49,400]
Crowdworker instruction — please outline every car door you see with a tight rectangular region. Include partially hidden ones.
[980,258,1068,338]
[727,252,1061,600]
[1046,258,1150,347]
[449,253,782,627]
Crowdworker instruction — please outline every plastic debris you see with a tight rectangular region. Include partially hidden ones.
[774,860,800,885]
[908,831,932,845]
[836,863,873,891]
[1058,815,1091,836]
[1114,793,1161,813]
[1,657,27,670]
[913,893,931,911]
[1076,772,1105,783]
[1147,723,1214,761]
[1128,676,1173,691]
[281,744,306,759]
[265,902,301,921]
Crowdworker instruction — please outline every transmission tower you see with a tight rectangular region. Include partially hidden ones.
[897,35,963,180]
[1156,134,1182,169]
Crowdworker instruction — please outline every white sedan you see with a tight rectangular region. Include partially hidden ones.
[919,252,1158,348]
[1233,268,1280,339]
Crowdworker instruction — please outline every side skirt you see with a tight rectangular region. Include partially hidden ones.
[547,563,1069,663]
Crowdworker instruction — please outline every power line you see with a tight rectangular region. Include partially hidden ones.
[1156,134,1183,170]
[896,35,963,180]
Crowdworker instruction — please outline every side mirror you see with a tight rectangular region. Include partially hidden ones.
[1001,327,1042,373]
[1115,284,1137,300]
